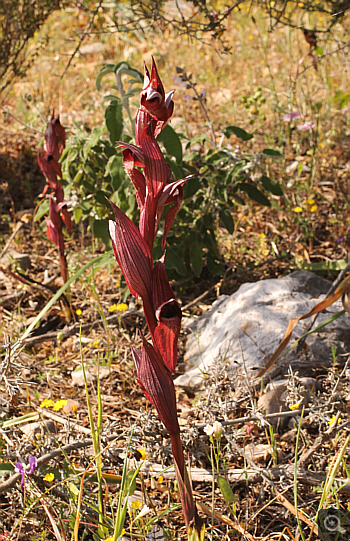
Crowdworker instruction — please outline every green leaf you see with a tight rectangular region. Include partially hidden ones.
[189,242,203,277]
[34,198,49,221]
[219,208,234,234]
[315,45,323,56]
[105,98,123,145]
[0,463,15,474]
[74,207,83,224]
[239,183,271,207]
[224,126,254,141]
[260,175,283,196]
[125,470,137,496]
[92,218,111,249]
[96,64,116,91]
[164,246,187,276]
[156,124,183,164]
[262,148,282,157]
[217,476,237,502]
[206,255,224,276]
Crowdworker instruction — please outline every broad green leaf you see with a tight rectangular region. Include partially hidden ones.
[206,255,224,276]
[189,242,203,277]
[262,148,282,157]
[74,207,83,224]
[183,176,200,199]
[217,476,237,502]
[96,64,116,90]
[157,124,183,164]
[125,470,136,496]
[226,162,245,185]
[34,198,49,221]
[105,98,123,145]
[219,208,234,234]
[92,218,112,249]
[260,175,283,196]
[239,183,271,207]
[114,61,143,83]
[165,246,187,276]
[315,46,323,56]
[224,126,254,141]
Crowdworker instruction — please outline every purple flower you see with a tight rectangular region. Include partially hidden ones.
[283,111,300,122]
[15,456,37,492]
[337,236,344,243]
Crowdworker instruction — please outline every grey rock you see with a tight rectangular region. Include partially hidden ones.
[20,420,57,438]
[175,271,350,389]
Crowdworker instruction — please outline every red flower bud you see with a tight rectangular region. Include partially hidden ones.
[152,261,181,372]
[108,200,153,300]
[132,337,180,436]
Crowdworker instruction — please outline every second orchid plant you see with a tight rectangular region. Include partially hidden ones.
[108,59,204,538]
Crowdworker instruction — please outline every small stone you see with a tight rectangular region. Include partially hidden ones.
[71,368,95,386]
[62,399,80,414]
[20,420,57,438]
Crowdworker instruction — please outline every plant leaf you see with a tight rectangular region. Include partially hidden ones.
[224,126,254,141]
[260,175,283,196]
[189,241,204,277]
[96,64,116,91]
[105,98,123,145]
[219,208,234,234]
[239,183,271,207]
[157,124,183,164]
[217,476,237,502]
[262,148,282,157]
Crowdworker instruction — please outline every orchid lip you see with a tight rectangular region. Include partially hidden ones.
[142,88,162,102]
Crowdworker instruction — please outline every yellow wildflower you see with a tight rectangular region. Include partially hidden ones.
[289,403,300,411]
[116,303,128,312]
[307,198,315,205]
[72,404,78,413]
[40,399,54,408]
[310,205,318,212]
[158,475,164,483]
[328,415,341,427]
[53,399,67,411]
[137,448,146,460]
[293,206,303,213]
[76,309,82,316]
[44,473,55,483]
[108,304,118,312]
[131,500,141,510]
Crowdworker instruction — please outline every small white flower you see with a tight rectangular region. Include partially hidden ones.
[212,421,223,440]
[135,504,151,520]
[287,179,295,188]
[204,424,214,436]
[204,421,223,440]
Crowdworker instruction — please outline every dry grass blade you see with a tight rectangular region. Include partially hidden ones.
[196,501,258,541]
[258,274,350,377]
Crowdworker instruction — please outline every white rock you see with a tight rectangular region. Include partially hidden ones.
[175,271,350,389]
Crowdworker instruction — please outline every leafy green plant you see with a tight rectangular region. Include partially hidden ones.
[56,59,284,281]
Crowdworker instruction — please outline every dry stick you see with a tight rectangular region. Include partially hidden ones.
[0,220,24,260]
[0,432,122,494]
[296,256,350,352]
[22,308,144,347]
[227,438,319,538]
[60,0,103,78]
